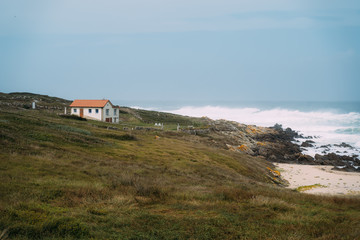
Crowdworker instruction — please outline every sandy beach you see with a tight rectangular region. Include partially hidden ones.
[275,163,360,195]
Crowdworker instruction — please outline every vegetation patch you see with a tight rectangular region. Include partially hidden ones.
[237,144,249,152]
[59,114,87,121]
[50,124,91,135]
[2,203,90,239]
[133,109,208,127]
[296,184,327,192]
[102,133,137,141]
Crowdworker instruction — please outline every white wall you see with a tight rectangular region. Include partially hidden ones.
[71,108,79,116]
[83,108,102,121]
[71,107,102,121]
[102,102,119,123]
[71,102,119,123]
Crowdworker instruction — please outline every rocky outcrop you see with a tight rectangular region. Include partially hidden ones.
[199,120,360,172]
[301,140,315,147]
[314,153,360,171]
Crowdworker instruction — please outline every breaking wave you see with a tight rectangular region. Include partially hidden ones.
[168,106,360,157]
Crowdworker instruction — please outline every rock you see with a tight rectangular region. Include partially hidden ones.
[204,118,359,172]
[301,140,315,147]
[268,154,277,161]
[258,147,268,156]
[320,144,331,148]
[314,154,324,161]
[313,153,360,171]
[237,144,255,155]
[284,127,301,139]
[296,154,314,164]
[334,142,354,149]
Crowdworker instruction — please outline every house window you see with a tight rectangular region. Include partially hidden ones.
[114,109,117,115]
[89,109,92,113]
[74,108,77,113]
[95,109,99,114]
[106,109,109,116]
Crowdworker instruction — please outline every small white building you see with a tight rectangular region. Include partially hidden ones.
[69,99,119,123]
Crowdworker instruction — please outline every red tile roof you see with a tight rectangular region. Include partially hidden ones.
[69,100,110,108]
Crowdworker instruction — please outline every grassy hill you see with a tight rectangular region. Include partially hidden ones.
[0,92,71,110]
[0,93,359,239]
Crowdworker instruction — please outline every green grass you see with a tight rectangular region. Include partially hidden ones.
[132,109,209,127]
[296,184,327,192]
[0,108,360,239]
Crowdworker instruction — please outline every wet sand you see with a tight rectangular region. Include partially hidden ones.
[275,163,360,195]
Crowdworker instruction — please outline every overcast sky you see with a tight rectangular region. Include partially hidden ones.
[1,0,360,102]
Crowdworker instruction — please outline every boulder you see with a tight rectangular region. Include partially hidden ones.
[296,154,314,164]
[301,140,315,147]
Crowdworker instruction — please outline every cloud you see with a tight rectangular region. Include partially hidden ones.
[1,0,360,34]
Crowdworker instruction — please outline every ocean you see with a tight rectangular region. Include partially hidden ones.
[118,100,360,158]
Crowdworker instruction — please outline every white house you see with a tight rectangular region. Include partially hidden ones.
[69,99,119,123]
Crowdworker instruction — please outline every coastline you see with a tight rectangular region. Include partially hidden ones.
[275,163,360,195]
[168,104,360,160]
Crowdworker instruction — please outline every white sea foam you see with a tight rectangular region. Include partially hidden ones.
[130,106,156,111]
[168,106,360,157]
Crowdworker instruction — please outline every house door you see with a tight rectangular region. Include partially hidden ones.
[80,109,84,118]
[105,118,112,123]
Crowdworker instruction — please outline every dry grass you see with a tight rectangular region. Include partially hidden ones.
[0,108,359,239]
[250,195,296,210]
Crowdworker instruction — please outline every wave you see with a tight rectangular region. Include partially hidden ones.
[169,106,360,130]
[167,105,360,156]
[335,128,360,135]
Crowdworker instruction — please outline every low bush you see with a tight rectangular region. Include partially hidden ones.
[59,115,87,121]
[103,133,136,141]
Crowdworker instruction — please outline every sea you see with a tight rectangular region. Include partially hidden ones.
[117,100,360,158]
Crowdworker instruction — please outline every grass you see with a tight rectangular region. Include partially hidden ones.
[0,107,360,239]
[101,133,137,141]
[131,109,208,127]
[296,184,327,192]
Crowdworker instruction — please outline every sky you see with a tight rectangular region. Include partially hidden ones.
[1,0,360,103]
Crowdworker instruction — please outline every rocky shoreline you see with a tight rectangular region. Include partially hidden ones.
[202,120,360,172]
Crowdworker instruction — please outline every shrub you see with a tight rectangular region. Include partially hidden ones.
[59,115,87,121]
[103,133,136,141]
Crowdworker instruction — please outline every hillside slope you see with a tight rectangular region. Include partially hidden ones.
[0,93,359,239]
